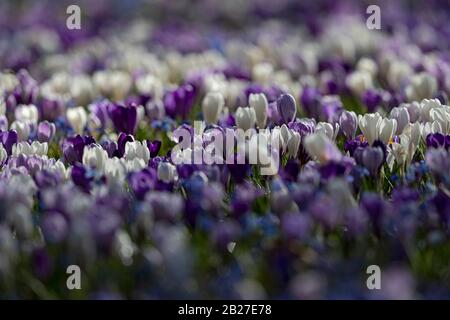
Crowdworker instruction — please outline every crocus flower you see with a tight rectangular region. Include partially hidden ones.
[202,92,224,124]
[378,118,397,145]
[303,132,342,164]
[37,121,56,143]
[66,106,87,134]
[359,113,382,145]
[108,103,137,135]
[249,93,268,128]
[339,110,358,139]
[362,145,384,176]
[0,130,18,155]
[277,93,297,124]
[235,107,256,131]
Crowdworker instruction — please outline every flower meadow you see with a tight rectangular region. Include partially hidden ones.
[0,0,449,299]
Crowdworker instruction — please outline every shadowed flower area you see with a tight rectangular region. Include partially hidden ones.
[0,0,449,299]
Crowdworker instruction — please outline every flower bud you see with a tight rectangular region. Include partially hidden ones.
[339,111,357,139]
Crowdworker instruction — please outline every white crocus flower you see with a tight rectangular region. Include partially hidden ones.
[315,122,339,141]
[82,144,108,172]
[202,92,224,124]
[378,118,397,144]
[15,104,39,124]
[10,120,30,141]
[135,73,164,100]
[157,162,178,183]
[12,141,48,157]
[359,113,382,145]
[280,124,291,151]
[124,141,150,164]
[235,107,256,131]
[0,98,5,115]
[66,106,87,134]
[249,93,268,128]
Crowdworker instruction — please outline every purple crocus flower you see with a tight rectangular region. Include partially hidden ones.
[62,135,95,164]
[5,69,38,108]
[426,133,446,149]
[37,121,56,143]
[0,130,18,155]
[147,140,161,158]
[108,103,137,135]
[362,145,384,176]
[277,93,297,124]
[320,161,348,179]
[320,95,343,123]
